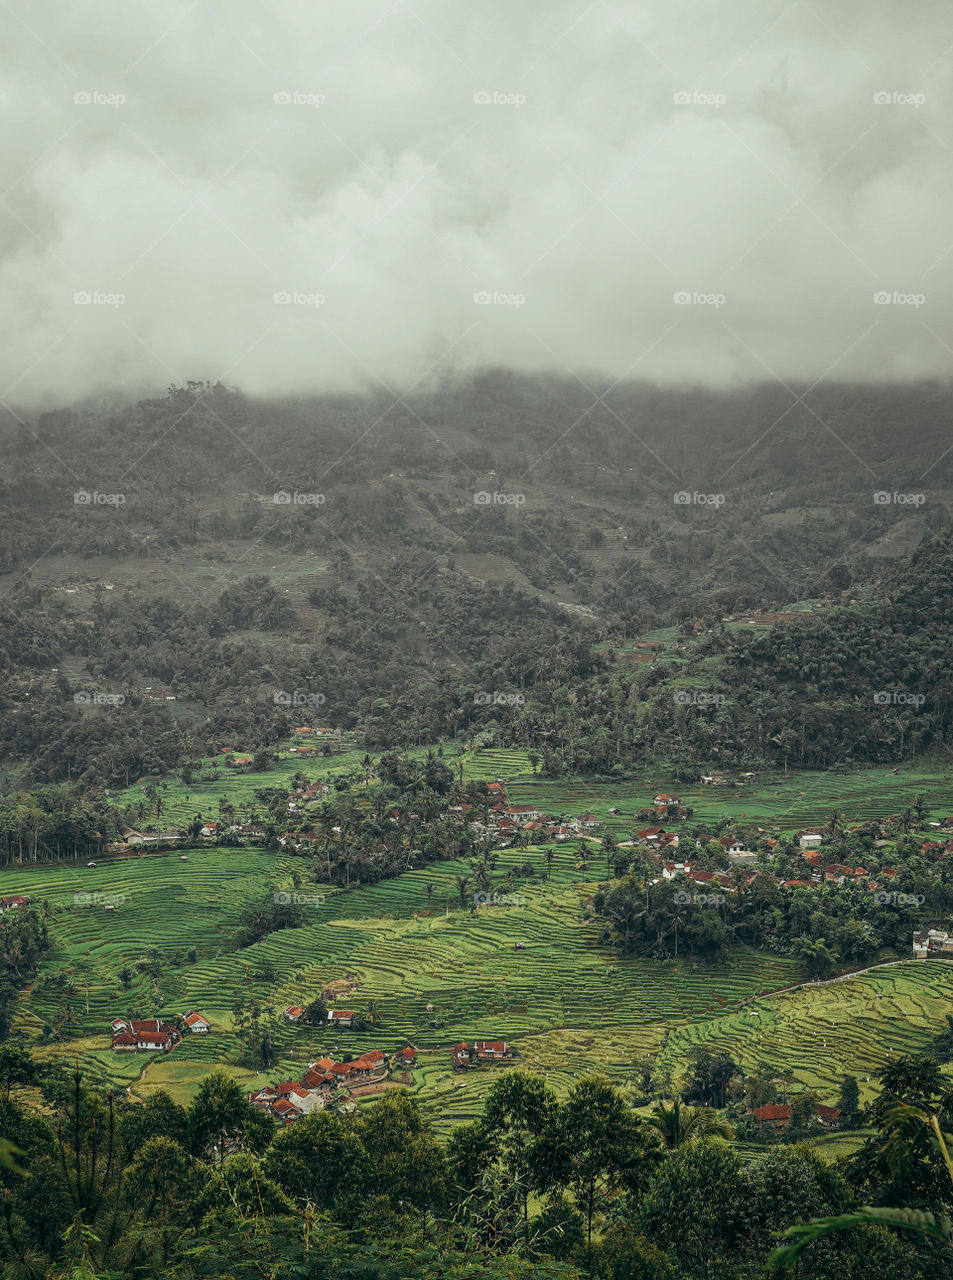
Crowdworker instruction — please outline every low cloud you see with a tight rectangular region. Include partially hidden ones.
[2,0,951,407]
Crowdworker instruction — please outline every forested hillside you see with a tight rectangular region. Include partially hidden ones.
[1,376,952,785]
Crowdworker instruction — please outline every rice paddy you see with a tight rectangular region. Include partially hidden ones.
[6,814,953,1133]
[4,744,950,1132]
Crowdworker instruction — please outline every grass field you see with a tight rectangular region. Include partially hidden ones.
[7,814,953,1135]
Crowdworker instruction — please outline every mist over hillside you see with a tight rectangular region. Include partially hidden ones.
[0,375,951,786]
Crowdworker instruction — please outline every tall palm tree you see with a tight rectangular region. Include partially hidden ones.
[647,1099,735,1149]
[455,873,470,909]
[913,793,928,828]
[771,1104,953,1268]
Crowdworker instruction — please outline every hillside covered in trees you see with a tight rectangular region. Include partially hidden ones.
[1,377,953,786]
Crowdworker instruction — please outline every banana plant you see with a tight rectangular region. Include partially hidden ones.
[770,1103,953,1267]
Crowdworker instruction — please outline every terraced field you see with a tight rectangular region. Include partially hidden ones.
[6,826,953,1135]
[508,762,953,835]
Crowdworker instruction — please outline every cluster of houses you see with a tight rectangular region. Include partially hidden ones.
[627,821,947,904]
[913,928,953,960]
[450,783,602,846]
[110,1009,209,1052]
[249,1047,407,1122]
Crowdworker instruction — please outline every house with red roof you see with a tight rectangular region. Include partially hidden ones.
[394,1047,417,1067]
[327,1009,355,1027]
[473,1040,513,1060]
[249,1086,277,1106]
[271,1097,303,1123]
[816,1105,842,1128]
[0,895,31,914]
[451,1041,470,1070]
[302,1067,335,1091]
[112,1019,179,1052]
[748,1103,790,1128]
[183,1010,210,1034]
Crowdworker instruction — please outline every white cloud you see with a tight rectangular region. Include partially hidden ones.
[2,0,952,406]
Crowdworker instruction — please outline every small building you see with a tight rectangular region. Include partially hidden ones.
[472,1040,513,1060]
[355,1049,387,1070]
[394,1047,417,1068]
[799,834,823,850]
[816,1105,842,1129]
[720,837,747,855]
[451,1041,470,1070]
[748,1103,790,1129]
[284,1006,304,1022]
[249,1086,278,1106]
[271,1097,303,1124]
[0,895,31,914]
[183,1011,210,1034]
[727,850,758,866]
[327,1009,355,1027]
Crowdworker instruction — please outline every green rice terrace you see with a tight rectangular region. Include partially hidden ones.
[114,742,953,837]
[6,775,953,1136]
[5,745,952,1135]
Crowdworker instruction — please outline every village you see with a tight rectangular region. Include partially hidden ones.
[247,1038,514,1123]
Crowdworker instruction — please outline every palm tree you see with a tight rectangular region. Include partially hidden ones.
[647,1099,735,1149]
[455,873,470,909]
[913,793,928,828]
[423,882,434,910]
[771,1104,953,1268]
[365,1000,382,1026]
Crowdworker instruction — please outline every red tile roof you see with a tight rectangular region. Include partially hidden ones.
[750,1103,790,1122]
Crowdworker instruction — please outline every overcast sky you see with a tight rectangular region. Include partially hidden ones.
[4,0,953,407]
